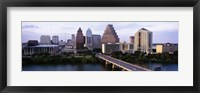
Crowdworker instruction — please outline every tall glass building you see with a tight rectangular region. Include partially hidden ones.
[85,28,93,50]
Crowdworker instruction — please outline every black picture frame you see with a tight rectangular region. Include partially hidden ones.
[0,0,199,93]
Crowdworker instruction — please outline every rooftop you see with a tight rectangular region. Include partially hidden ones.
[23,45,59,48]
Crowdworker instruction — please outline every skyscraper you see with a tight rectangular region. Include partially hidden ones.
[40,35,51,45]
[85,28,93,50]
[52,36,59,44]
[92,35,101,48]
[71,34,76,49]
[130,36,134,44]
[134,28,153,53]
[101,24,119,44]
[76,27,84,49]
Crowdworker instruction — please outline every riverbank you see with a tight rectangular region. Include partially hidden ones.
[22,54,101,65]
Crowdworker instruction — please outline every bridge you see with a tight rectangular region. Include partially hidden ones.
[96,54,151,71]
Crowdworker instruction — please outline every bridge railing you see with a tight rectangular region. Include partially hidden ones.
[96,54,151,71]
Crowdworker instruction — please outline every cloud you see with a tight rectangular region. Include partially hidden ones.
[22,25,39,29]
[22,21,178,43]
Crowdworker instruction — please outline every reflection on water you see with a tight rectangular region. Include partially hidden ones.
[22,62,178,71]
[135,62,178,71]
[22,63,109,71]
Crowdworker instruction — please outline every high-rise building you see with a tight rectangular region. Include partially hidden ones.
[85,28,93,50]
[130,36,134,44]
[40,35,51,45]
[71,34,76,49]
[52,36,59,44]
[92,35,101,49]
[101,24,119,44]
[134,28,153,53]
[76,27,84,49]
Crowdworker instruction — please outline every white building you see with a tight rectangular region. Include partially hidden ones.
[134,28,153,53]
[85,28,93,50]
[102,43,120,54]
[52,36,59,44]
[40,35,51,45]
[92,35,101,49]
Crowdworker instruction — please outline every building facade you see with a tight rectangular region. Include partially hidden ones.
[102,43,120,54]
[156,43,178,54]
[65,39,73,49]
[22,45,59,56]
[85,28,93,50]
[71,34,76,49]
[52,36,59,45]
[134,28,153,53]
[27,40,39,46]
[76,28,85,49]
[120,43,134,53]
[101,24,119,44]
[40,35,51,45]
[130,36,134,44]
[59,40,65,46]
[92,35,101,49]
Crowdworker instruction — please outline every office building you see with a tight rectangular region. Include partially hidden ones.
[101,24,119,44]
[27,40,39,46]
[52,36,59,45]
[22,45,59,56]
[102,43,120,54]
[134,28,153,53]
[59,40,65,46]
[92,35,101,49]
[130,36,134,44]
[120,42,134,53]
[85,28,93,50]
[40,35,51,44]
[76,27,85,49]
[71,34,76,49]
[156,43,178,54]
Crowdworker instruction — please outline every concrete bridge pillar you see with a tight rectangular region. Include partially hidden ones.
[112,64,115,71]
[105,61,108,68]
[105,61,108,65]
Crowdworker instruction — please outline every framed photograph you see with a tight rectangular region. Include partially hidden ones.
[0,0,199,93]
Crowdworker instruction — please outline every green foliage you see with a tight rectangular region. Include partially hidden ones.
[92,48,102,53]
[22,54,101,65]
[110,51,178,64]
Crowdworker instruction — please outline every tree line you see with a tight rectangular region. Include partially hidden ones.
[22,53,101,65]
[111,51,178,64]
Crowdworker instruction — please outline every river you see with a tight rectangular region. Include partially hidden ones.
[22,62,178,71]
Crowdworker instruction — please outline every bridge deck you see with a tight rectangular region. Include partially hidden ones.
[96,54,151,71]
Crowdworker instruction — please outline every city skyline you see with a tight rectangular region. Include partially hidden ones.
[22,22,178,43]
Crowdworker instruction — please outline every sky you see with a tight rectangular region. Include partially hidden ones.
[22,22,178,43]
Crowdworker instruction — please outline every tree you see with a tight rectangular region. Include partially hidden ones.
[92,48,102,53]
